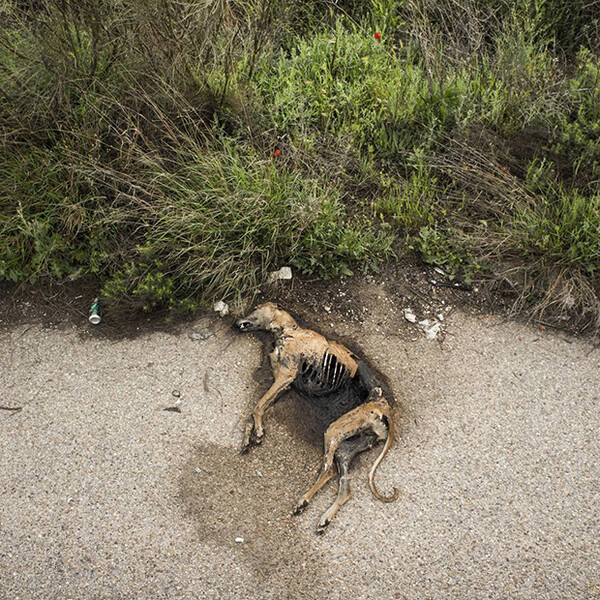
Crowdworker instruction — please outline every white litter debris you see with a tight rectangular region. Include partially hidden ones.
[256,470,263,478]
[324,305,332,313]
[403,308,417,323]
[235,537,245,543]
[418,319,442,340]
[268,266,293,282]
[213,300,229,316]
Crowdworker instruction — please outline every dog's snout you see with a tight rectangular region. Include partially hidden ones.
[235,319,252,331]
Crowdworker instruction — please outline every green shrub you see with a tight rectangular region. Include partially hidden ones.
[99,140,394,308]
[1,0,600,328]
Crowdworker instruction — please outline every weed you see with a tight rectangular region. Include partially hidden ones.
[1,0,600,329]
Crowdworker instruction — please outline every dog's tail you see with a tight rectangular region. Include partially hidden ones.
[368,415,399,503]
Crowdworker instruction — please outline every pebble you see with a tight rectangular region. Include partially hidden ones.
[213,301,229,316]
[268,266,293,281]
[188,330,215,341]
[403,308,417,323]
[418,319,442,340]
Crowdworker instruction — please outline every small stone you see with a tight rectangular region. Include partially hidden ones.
[403,308,417,323]
[172,390,181,398]
[188,330,215,341]
[213,301,229,316]
[418,319,442,340]
[268,266,293,282]
[235,537,244,543]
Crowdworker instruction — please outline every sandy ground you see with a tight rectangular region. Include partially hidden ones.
[1,281,599,600]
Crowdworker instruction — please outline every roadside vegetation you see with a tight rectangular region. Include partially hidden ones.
[1,0,599,330]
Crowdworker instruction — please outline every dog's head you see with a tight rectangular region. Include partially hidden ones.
[235,302,295,333]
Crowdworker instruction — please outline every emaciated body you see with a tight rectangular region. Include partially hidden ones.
[235,302,399,532]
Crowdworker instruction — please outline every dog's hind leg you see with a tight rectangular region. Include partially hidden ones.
[317,472,351,534]
[296,398,397,529]
[293,413,368,518]
[293,466,336,516]
[316,435,375,533]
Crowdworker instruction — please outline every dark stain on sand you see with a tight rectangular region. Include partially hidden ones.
[178,399,334,598]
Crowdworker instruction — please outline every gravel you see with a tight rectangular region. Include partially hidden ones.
[1,299,599,599]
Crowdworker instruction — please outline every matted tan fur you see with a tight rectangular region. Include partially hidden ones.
[235,302,398,532]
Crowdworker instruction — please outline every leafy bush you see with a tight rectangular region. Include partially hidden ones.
[100,141,393,308]
[1,0,600,328]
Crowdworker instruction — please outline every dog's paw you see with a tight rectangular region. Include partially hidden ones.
[241,421,256,453]
[241,421,264,453]
[316,518,331,535]
[369,387,383,400]
[293,499,308,516]
[250,428,264,448]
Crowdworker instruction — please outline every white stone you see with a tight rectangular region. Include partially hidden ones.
[403,308,417,323]
[417,319,442,340]
[213,300,229,316]
[268,266,293,282]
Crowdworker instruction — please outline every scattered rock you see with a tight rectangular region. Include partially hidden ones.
[268,266,293,282]
[403,308,417,323]
[188,330,215,341]
[235,536,244,543]
[172,389,181,398]
[418,319,442,340]
[163,406,182,413]
[213,301,229,316]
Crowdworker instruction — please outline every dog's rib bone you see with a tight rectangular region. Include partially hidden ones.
[319,352,330,385]
[325,352,333,384]
[329,356,338,388]
[325,353,333,382]
[332,360,343,389]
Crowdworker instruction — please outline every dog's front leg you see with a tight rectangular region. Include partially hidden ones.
[241,374,295,452]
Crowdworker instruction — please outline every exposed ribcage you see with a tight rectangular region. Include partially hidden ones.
[296,351,349,396]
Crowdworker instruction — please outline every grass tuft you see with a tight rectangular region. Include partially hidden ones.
[1,0,599,329]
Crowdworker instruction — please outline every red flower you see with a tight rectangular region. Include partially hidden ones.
[273,149,281,156]
[374,32,381,40]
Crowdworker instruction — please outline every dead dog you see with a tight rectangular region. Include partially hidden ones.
[235,302,398,533]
